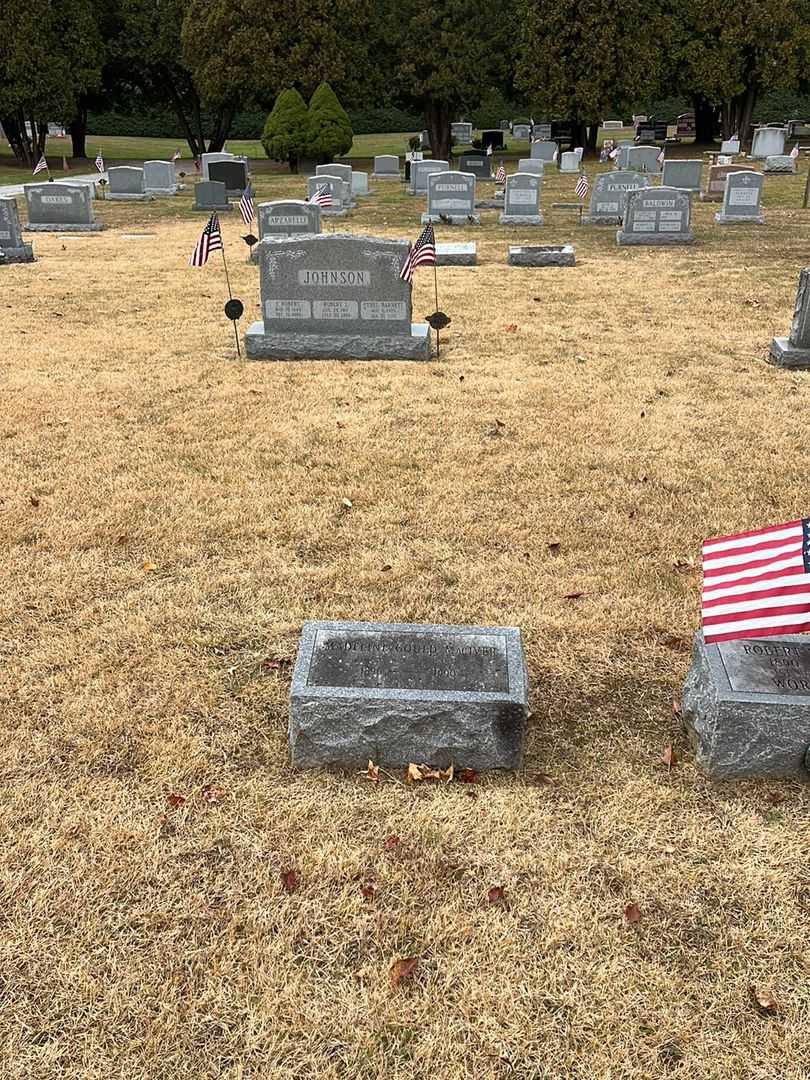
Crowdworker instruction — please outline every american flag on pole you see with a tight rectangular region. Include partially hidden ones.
[94,150,104,173]
[309,185,332,208]
[189,212,224,268]
[399,223,436,283]
[552,148,558,163]
[575,173,589,199]
[702,519,810,643]
[239,182,255,225]
[495,161,506,184]
[33,154,48,176]
[609,146,619,160]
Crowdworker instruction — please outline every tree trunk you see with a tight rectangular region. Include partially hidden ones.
[586,123,599,152]
[692,95,718,144]
[1,114,26,161]
[425,98,452,162]
[570,121,588,152]
[207,105,235,153]
[737,83,758,147]
[288,154,299,174]
[69,103,88,160]
[163,67,204,158]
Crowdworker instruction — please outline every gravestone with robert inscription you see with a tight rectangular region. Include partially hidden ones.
[683,632,810,778]
[0,197,34,263]
[245,233,431,361]
[288,620,529,769]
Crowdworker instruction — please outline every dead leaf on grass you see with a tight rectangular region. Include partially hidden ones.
[29,495,40,507]
[662,744,677,771]
[547,542,561,555]
[280,867,300,894]
[487,885,507,905]
[624,902,642,924]
[563,591,585,601]
[360,883,376,901]
[365,760,380,782]
[200,783,227,804]
[457,768,479,784]
[166,793,187,808]
[749,984,780,1016]
[504,324,518,332]
[659,634,690,652]
[407,762,454,783]
[383,835,400,851]
[389,956,419,988]
[142,561,158,572]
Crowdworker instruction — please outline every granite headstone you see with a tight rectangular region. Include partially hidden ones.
[209,159,249,196]
[307,175,350,216]
[617,186,694,245]
[423,171,478,224]
[530,141,558,163]
[107,166,150,201]
[661,159,702,191]
[24,182,103,231]
[500,172,543,225]
[582,170,649,224]
[714,171,764,225]
[143,160,178,196]
[0,197,34,262]
[768,266,810,368]
[517,159,545,176]
[764,155,796,174]
[373,155,400,179]
[192,180,231,212]
[457,152,491,180]
[700,163,754,202]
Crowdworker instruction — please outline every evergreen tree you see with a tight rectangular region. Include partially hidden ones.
[306,82,353,162]
[262,88,311,171]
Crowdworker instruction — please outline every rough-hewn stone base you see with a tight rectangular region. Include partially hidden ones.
[25,222,104,232]
[421,213,480,225]
[244,321,431,361]
[508,244,574,266]
[714,213,763,225]
[436,242,476,266]
[500,213,544,225]
[617,230,695,245]
[0,244,34,263]
[768,337,810,368]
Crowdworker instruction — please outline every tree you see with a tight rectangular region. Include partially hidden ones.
[262,88,310,171]
[306,82,353,161]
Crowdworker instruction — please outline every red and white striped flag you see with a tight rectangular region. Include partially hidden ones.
[33,155,48,176]
[575,173,589,199]
[609,146,619,160]
[309,185,332,208]
[399,223,436,283]
[239,183,255,225]
[94,150,104,173]
[189,212,224,268]
[702,519,810,643]
[495,161,506,184]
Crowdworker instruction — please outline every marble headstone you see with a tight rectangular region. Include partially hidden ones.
[530,141,558,163]
[373,155,400,179]
[582,170,649,224]
[508,244,575,267]
[192,180,231,212]
[559,152,581,173]
[143,160,178,195]
[720,138,741,154]
[435,242,477,266]
[24,182,103,231]
[617,186,694,245]
[768,266,810,368]
[107,166,150,201]
[423,171,478,224]
[751,127,786,159]
[451,122,473,143]
[512,123,531,141]
[0,197,34,262]
[764,155,796,174]
[714,171,764,225]
[351,171,369,196]
[500,172,543,225]
[661,159,702,191]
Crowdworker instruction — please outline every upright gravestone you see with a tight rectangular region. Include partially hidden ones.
[420,129,431,150]
[24,182,104,232]
[612,144,634,169]
[143,160,178,196]
[409,160,449,195]
[288,619,529,769]
[245,234,432,361]
[201,151,245,180]
[720,137,741,154]
[192,180,231,212]
[534,123,552,141]
[683,632,810,778]
[351,172,370,197]
[627,145,662,174]
[457,152,491,180]
[764,155,796,174]
[317,162,353,188]
[0,197,34,262]
[661,159,702,191]
[512,123,532,141]
[768,266,810,368]
[602,119,623,131]
[107,166,151,201]
[451,122,473,144]
[254,200,321,261]
[714,171,764,225]
[423,171,478,224]
[209,159,249,196]
[530,141,558,163]
[480,130,504,153]
[616,186,694,245]
[500,172,543,225]
[559,151,581,173]
[307,175,349,216]
[700,164,754,202]
[751,126,786,159]
[517,159,545,176]
[373,155,400,180]
[582,170,649,224]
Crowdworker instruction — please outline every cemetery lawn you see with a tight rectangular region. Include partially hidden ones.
[3,162,810,1080]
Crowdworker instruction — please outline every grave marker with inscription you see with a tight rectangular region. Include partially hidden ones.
[517,159,545,176]
[451,122,473,143]
[288,620,529,769]
[768,266,810,368]
[423,171,478,224]
[617,186,694,245]
[373,155,400,179]
[683,632,810,778]
[700,164,754,202]
[764,154,796,174]
[143,160,179,196]
[307,174,350,215]
[24,182,104,231]
[107,166,151,201]
[751,126,786,159]
[0,197,34,262]
[530,141,558,163]
[582,170,649,224]
[409,160,450,194]
[457,152,491,180]
[500,172,543,225]
[512,123,531,141]
[626,145,662,174]
[209,159,249,196]
[245,233,431,360]
[714,170,763,225]
[251,199,321,262]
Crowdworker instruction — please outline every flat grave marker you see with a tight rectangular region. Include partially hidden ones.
[508,244,575,266]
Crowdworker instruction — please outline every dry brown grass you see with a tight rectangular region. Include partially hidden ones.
[2,164,810,1079]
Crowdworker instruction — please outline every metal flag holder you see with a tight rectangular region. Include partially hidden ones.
[218,240,243,357]
[425,256,450,357]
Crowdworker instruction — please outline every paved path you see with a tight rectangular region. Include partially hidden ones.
[0,173,105,198]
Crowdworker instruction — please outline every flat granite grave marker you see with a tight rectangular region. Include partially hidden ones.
[24,182,104,231]
[582,170,649,224]
[683,632,810,779]
[764,155,796,174]
[714,170,763,225]
[500,172,543,225]
[517,159,545,176]
[768,266,810,368]
[617,186,694,245]
[661,159,702,191]
[700,164,754,202]
[0,197,34,262]
[508,244,575,266]
[209,159,249,196]
[192,180,231,212]
[288,620,529,769]
[751,126,785,159]
[143,160,178,195]
[245,233,431,361]
[373,155,400,179]
[107,166,151,201]
[423,171,478,224]
[435,242,477,266]
[307,174,350,215]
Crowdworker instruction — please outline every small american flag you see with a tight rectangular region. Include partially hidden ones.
[239,183,255,225]
[189,213,224,268]
[194,158,201,173]
[94,150,104,173]
[791,143,800,159]
[609,147,619,160]
[495,161,506,184]
[702,519,810,643]
[172,148,182,162]
[575,173,589,199]
[399,223,436,283]
[33,155,48,176]
[309,185,332,208]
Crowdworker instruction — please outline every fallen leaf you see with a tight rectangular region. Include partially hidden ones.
[383,835,400,851]
[660,634,690,652]
[457,768,479,784]
[672,695,682,716]
[526,771,555,786]
[200,783,227,804]
[262,657,285,671]
[439,764,454,782]
[360,883,376,901]
[142,561,158,572]
[749,984,780,1016]
[743,297,761,307]
[336,421,346,429]
[766,791,785,806]
[389,956,419,988]
[563,591,585,601]
[366,760,380,783]
[487,885,506,905]
[380,564,392,572]
[624,902,642,924]
[407,762,425,782]
[504,324,518,332]
[280,867,299,894]
[662,744,677,770]
[547,542,561,554]
[29,495,40,507]
[166,793,187,808]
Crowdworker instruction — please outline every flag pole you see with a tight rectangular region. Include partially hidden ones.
[219,242,241,358]
[433,262,440,358]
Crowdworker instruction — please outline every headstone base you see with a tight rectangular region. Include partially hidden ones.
[508,244,574,266]
[475,197,503,209]
[581,214,621,225]
[436,242,477,266]
[0,243,34,263]
[321,208,350,217]
[145,187,179,196]
[244,321,432,361]
[767,337,810,369]
[682,631,810,780]
[616,230,695,245]
[372,173,401,180]
[107,193,155,201]
[714,212,763,225]
[421,213,480,225]
[499,213,544,226]
[192,205,232,213]
[25,222,104,232]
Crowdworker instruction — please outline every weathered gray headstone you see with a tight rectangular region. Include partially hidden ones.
[626,145,662,174]
[611,143,634,169]
[661,159,702,191]
[143,160,178,195]
[530,140,558,163]
[307,175,350,216]
[409,160,449,195]
[209,159,249,196]
[192,180,231,212]
[764,154,796,174]
[24,182,104,231]
[683,632,810,779]
[751,126,786,159]
[720,137,741,154]
[617,186,694,245]
[288,620,528,769]
[700,164,754,202]
[517,159,545,176]
[0,197,34,262]
[423,171,478,224]
[252,199,321,261]
[420,129,431,149]
[373,155,400,179]
[457,152,491,180]
[351,171,369,196]
[245,233,432,361]
[558,151,580,173]
[317,162,353,189]
[500,172,543,225]
[714,170,764,225]
[582,170,649,224]
[107,166,151,201]
[451,122,473,143]
[768,266,810,368]
[512,123,531,141]
[602,120,623,130]
[508,244,575,267]
[436,242,477,266]
[499,119,510,131]
[201,151,246,180]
